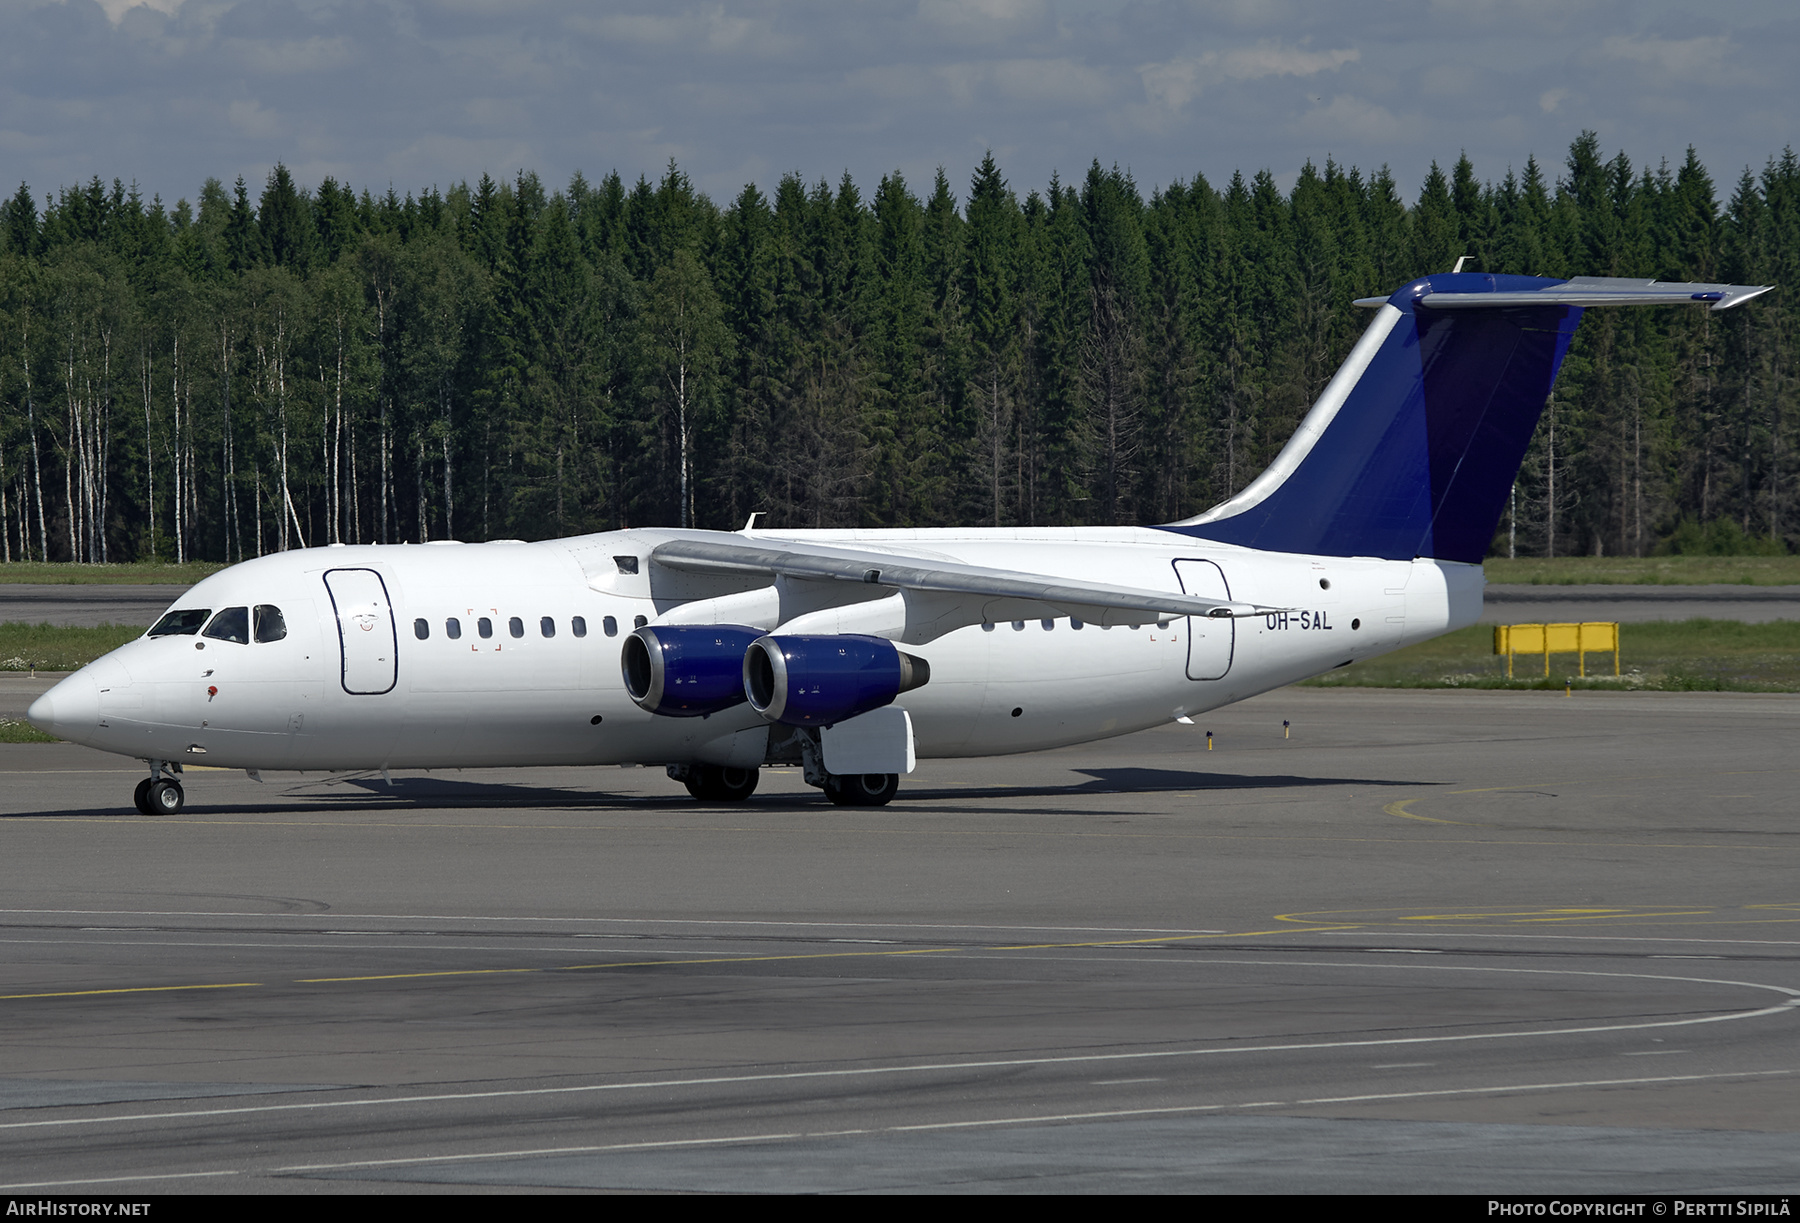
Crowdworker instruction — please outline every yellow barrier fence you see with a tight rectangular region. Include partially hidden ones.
[1493,622,1621,678]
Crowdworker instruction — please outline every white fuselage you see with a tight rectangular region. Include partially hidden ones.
[34,527,1483,773]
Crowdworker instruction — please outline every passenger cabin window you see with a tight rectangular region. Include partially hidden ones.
[540,616,555,638]
[614,556,639,574]
[446,617,462,640]
[478,617,493,639]
[148,609,210,637]
[413,618,429,640]
[508,616,524,639]
[602,616,617,637]
[253,605,287,643]
[571,616,587,638]
[633,615,647,629]
[202,607,250,644]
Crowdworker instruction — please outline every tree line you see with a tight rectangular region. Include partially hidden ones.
[0,131,1796,566]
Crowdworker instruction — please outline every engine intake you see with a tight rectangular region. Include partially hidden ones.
[622,624,763,717]
[743,634,930,726]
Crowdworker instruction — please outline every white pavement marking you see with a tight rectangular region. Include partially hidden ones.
[9,1067,1790,1188]
[1,970,1793,1134]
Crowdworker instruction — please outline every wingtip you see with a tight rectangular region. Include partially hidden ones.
[1713,284,1776,311]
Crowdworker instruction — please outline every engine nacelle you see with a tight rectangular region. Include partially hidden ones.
[622,624,763,717]
[743,634,930,726]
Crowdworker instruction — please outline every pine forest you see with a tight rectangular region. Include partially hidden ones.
[1,132,1797,567]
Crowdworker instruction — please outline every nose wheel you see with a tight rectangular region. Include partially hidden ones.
[133,765,185,816]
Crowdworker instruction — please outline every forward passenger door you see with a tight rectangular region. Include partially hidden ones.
[323,569,398,695]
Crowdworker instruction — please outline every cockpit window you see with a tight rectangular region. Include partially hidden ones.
[148,608,211,638]
[254,605,288,643]
[202,606,251,644]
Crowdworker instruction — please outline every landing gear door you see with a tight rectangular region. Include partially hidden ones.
[324,568,398,695]
[1173,559,1232,681]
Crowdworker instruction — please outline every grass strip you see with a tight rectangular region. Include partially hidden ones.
[1482,556,1800,586]
[0,622,145,671]
[0,561,220,585]
[0,718,58,743]
[1302,619,1800,692]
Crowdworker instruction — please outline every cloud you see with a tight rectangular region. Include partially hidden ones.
[223,36,356,76]
[564,9,789,57]
[989,58,1112,108]
[916,0,1050,39]
[1599,34,1730,79]
[1219,43,1360,81]
[89,0,184,24]
[1294,94,1414,144]
[4,0,1797,218]
[1140,41,1358,111]
[848,57,1110,114]
[226,97,280,138]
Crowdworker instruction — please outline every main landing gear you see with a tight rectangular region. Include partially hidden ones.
[669,763,761,803]
[795,730,899,807]
[669,730,902,808]
[822,772,899,807]
[133,761,184,816]
[667,761,900,806]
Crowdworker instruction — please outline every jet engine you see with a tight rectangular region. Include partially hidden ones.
[622,624,764,717]
[743,634,930,726]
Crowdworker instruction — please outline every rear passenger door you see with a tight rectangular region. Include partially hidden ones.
[324,568,398,694]
[1173,558,1234,681]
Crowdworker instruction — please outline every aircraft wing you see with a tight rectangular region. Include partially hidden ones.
[649,535,1278,621]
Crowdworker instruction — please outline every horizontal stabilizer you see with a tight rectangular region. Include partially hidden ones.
[1354,275,1772,312]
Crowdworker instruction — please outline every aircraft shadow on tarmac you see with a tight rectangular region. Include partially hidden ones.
[11,768,1436,818]
[324,767,1432,808]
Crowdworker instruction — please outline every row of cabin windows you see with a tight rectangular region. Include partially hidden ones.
[980,618,1170,632]
[412,613,650,641]
[148,605,288,644]
[158,607,1156,647]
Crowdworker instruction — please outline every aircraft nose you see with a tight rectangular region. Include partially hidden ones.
[27,673,99,739]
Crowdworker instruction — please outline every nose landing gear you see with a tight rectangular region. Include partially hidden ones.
[133,762,184,816]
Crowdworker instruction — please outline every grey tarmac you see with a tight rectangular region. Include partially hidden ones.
[1481,583,1800,624]
[0,686,1796,1193]
[0,584,191,629]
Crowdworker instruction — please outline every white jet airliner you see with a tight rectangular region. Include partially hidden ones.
[27,272,1772,814]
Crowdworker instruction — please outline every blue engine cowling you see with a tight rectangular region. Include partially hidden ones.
[743,634,930,726]
[622,624,763,717]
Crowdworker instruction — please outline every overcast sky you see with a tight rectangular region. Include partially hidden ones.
[2,0,1795,211]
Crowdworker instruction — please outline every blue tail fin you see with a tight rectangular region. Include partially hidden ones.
[1165,272,1772,563]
